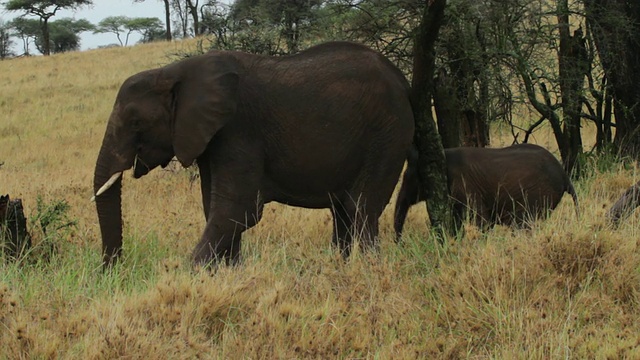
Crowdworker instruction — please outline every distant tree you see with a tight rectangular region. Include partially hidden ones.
[199,1,231,45]
[585,0,640,159]
[128,17,164,43]
[186,0,198,36]
[134,0,171,41]
[9,17,91,54]
[167,0,210,38]
[40,18,93,53]
[94,16,130,46]
[95,16,162,46]
[230,0,324,53]
[139,25,165,43]
[171,0,189,37]
[8,17,40,55]
[0,19,15,59]
[3,0,93,56]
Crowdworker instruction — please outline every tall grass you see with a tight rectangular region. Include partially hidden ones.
[1,39,640,358]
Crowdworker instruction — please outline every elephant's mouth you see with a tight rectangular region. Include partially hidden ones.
[132,154,174,178]
[133,155,151,178]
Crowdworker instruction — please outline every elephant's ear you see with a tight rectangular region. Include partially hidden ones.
[171,56,239,167]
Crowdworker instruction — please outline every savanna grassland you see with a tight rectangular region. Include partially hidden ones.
[2,39,640,359]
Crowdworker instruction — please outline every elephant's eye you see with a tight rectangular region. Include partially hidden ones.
[131,117,142,131]
[124,104,145,130]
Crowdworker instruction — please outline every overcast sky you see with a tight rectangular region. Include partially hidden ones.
[1,0,168,51]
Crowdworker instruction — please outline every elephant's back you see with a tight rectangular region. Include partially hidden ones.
[448,144,562,170]
[231,42,415,206]
[446,144,569,208]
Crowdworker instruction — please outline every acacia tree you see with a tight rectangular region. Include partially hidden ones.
[95,16,162,46]
[411,0,453,235]
[230,0,324,53]
[134,0,171,41]
[0,19,14,59]
[324,1,490,150]
[8,16,91,54]
[3,0,93,55]
[38,17,93,53]
[321,0,419,69]
[135,17,165,43]
[94,16,130,46]
[9,17,40,55]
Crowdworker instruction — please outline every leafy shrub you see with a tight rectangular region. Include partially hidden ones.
[27,196,77,262]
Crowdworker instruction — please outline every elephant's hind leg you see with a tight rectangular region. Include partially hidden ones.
[330,194,380,257]
[353,142,408,253]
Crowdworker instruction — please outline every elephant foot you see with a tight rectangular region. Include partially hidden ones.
[191,234,242,269]
[102,246,123,271]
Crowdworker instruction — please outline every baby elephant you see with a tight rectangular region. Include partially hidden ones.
[394,143,579,238]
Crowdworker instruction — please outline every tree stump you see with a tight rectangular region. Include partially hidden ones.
[0,194,31,259]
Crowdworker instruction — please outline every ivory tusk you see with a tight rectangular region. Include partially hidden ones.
[91,172,123,202]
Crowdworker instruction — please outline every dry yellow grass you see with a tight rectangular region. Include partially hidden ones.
[1,39,640,359]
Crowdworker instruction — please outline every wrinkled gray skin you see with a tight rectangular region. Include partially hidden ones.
[394,144,579,239]
[93,41,414,268]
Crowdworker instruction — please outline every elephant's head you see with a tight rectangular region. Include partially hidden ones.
[92,54,240,267]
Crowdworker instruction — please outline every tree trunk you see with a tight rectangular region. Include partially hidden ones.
[41,17,50,56]
[585,0,640,159]
[462,110,489,147]
[283,12,300,54]
[433,68,462,148]
[411,0,452,236]
[557,0,586,175]
[186,0,199,36]
[164,0,172,41]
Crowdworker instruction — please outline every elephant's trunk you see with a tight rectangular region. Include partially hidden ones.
[94,144,125,267]
[92,172,122,201]
[93,118,134,268]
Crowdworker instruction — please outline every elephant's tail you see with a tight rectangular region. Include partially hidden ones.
[566,179,580,219]
[406,143,419,166]
[393,144,422,241]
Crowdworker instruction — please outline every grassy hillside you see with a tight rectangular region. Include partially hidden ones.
[1,39,640,359]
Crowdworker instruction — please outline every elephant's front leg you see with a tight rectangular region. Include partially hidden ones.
[191,136,267,267]
[191,195,264,267]
[191,206,241,267]
[191,146,264,267]
[331,203,354,258]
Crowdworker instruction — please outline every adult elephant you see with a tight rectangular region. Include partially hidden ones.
[92,41,414,268]
[394,144,579,239]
